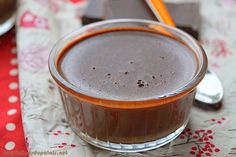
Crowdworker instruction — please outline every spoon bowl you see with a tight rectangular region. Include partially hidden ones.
[195,70,223,104]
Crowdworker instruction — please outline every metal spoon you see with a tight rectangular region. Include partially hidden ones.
[195,70,223,104]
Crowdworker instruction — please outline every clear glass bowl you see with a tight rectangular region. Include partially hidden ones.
[49,19,208,152]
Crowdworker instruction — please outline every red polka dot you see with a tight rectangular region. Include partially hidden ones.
[190,151,195,155]
[196,154,201,157]
[192,147,197,150]
[71,144,76,147]
[179,135,185,139]
[198,150,204,154]
[207,130,212,134]
[215,148,220,152]
[204,137,209,141]
[195,130,200,134]
[208,148,213,153]
[205,153,211,156]
[69,0,85,3]
[62,142,67,145]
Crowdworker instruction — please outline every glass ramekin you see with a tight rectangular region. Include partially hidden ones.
[49,19,208,152]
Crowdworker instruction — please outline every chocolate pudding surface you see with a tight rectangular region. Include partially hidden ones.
[58,29,198,101]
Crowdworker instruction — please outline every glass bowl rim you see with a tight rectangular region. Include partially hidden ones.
[48,19,208,108]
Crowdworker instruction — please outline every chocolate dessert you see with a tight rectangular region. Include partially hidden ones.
[56,28,198,143]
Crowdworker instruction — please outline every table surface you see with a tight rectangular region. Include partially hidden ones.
[1,0,236,157]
